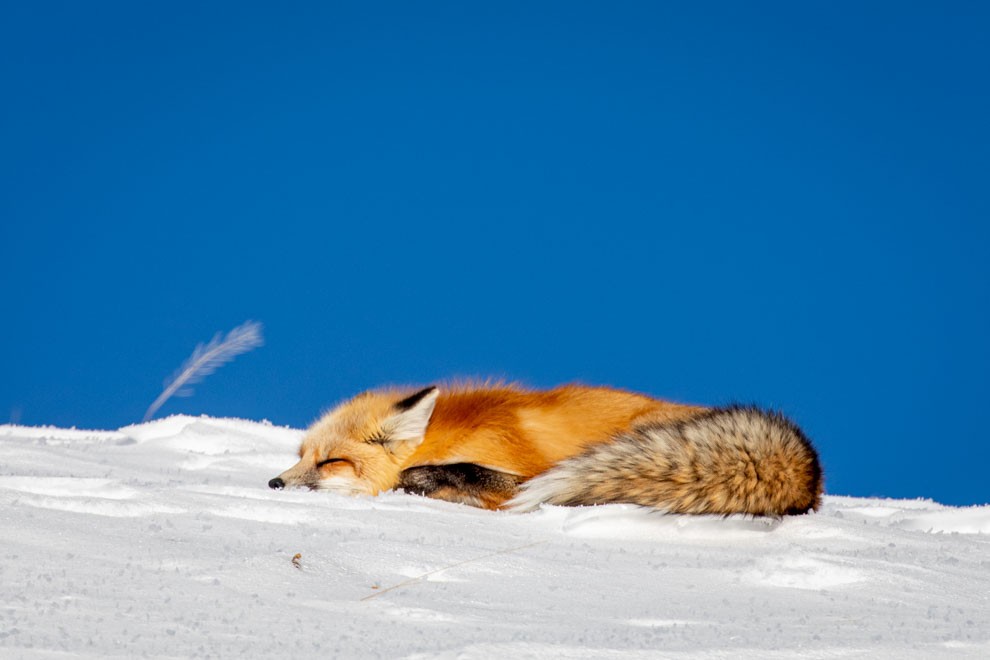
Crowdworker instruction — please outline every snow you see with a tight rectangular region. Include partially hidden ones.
[1,416,988,658]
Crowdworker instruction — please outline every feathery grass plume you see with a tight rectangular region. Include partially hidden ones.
[143,321,264,422]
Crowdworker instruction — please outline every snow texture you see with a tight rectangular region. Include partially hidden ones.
[1,416,988,658]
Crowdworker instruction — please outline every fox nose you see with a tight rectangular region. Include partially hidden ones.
[268,477,285,490]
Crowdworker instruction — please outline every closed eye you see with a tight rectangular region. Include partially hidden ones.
[316,458,348,468]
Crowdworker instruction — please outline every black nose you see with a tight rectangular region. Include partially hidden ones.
[268,477,285,490]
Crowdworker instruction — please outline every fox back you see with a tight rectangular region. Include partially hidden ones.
[269,382,703,498]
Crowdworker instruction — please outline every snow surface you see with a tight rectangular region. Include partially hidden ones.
[1,416,988,659]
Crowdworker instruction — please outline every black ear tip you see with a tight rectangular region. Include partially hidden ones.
[394,386,439,412]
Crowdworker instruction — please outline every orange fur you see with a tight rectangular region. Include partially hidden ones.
[271,382,704,502]
[414,385,703,476]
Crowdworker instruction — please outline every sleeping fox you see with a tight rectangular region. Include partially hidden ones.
[268,382,822,516]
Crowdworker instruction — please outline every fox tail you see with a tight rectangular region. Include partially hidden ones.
[506,405,823,516]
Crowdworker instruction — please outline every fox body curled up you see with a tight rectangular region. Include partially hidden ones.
[269,383,822,516]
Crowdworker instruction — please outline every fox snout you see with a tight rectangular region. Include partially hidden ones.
[267,464,320,491]
[267,462,373,495]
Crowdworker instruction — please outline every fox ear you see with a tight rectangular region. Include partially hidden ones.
[382,386,439,450]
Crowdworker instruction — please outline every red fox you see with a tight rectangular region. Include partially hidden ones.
[268,383,823,516]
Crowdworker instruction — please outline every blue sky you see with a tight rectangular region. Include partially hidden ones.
[2,2,988,505]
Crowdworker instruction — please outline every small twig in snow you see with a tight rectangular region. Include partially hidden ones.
[360,540,547,602]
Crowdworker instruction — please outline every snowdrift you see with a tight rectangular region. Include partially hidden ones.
[1,416,988,658]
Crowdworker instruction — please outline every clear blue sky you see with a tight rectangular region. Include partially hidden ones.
[2,2,988,505]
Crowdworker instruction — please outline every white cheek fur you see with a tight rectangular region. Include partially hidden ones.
[315,474,373,496]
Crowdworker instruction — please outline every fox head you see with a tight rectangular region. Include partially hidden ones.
[268,386,439,496]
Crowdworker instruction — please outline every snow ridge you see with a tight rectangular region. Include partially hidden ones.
[1,417,988,658]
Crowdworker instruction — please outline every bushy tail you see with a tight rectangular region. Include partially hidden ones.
[506,406,823,516]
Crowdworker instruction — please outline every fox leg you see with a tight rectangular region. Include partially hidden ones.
[397,464,524,510]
